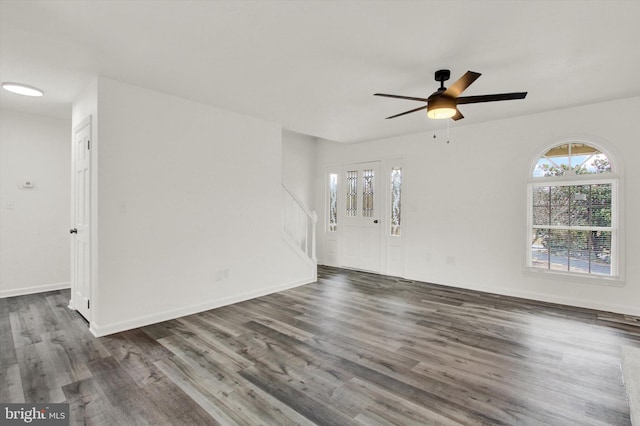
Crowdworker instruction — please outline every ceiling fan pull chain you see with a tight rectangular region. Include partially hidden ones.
[446,119,450,144]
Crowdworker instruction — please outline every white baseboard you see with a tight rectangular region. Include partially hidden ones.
[0,282,71,299]
[90,275,316,337]
[486,286,640,317]
[405,274,640,317]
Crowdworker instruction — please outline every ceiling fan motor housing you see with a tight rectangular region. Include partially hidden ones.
[428,94,456,108]
[435,69,451,84]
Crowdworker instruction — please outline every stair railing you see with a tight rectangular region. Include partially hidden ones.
[282,184,317,263]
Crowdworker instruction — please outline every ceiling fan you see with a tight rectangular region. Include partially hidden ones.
[375,69,527,121]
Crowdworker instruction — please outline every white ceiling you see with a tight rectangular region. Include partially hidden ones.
[1,0,639,143]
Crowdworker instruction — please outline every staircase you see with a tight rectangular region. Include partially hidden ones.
[282,184,317,277]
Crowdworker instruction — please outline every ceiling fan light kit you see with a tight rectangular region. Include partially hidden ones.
[427,97,457,119]
[375,69,527,121]
[1,82,44,97]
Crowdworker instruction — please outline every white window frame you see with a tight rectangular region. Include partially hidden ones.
[525,142,624,285]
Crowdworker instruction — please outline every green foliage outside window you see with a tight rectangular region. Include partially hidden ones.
[530,144,615,276]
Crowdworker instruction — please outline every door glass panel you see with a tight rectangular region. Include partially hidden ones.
[346,170,357,217]
[391,167,402,235]
[329,173,338,231]
[362,169,374,217]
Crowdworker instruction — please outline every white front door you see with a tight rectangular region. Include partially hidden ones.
[71,117,91,321]
[340,161,381,272]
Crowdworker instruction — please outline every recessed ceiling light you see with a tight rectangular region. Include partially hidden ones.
[1,82,44,97]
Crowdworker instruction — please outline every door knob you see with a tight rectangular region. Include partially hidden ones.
[70,228,78,234]
[373,220,379,224]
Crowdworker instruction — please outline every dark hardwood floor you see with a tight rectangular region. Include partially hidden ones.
[2,266,639,425]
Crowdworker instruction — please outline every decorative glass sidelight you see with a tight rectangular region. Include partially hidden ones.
[390,167,402,235]
[346,170,358,217]
[362,169,374,217]
[329,173,338,231]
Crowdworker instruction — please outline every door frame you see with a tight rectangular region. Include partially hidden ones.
[69,115,92,322]
[322,157,406,277]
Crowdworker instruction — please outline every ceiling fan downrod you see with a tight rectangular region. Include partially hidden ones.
[434,69,451,91]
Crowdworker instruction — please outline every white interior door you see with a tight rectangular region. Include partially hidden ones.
[340,161,381,272]
[71,117,91,321]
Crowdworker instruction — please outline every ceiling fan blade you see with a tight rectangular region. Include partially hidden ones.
[451,109,464,121]
[374,93,430,102]
[385,104,428,119]
[443,71,481,98]
[457,92,527,104]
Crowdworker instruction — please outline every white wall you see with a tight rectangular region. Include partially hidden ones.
[282,129,317,210]
[85,77,312,336]
[316,96,640,316]
[0,109,70,297]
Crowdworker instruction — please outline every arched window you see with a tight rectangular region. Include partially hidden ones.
[528,142,619,279]
[532,143,612,177]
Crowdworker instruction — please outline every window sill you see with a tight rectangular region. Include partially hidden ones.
[523,267,625,287]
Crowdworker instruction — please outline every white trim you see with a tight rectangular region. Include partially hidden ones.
[89,276,316,337]
[405,275,640,317]
[522,267,625,286]
[0,282,71,299]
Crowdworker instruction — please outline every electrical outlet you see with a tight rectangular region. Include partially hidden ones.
[215,268,230,282]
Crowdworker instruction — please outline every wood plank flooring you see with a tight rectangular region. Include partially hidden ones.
[2,266,639,425]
